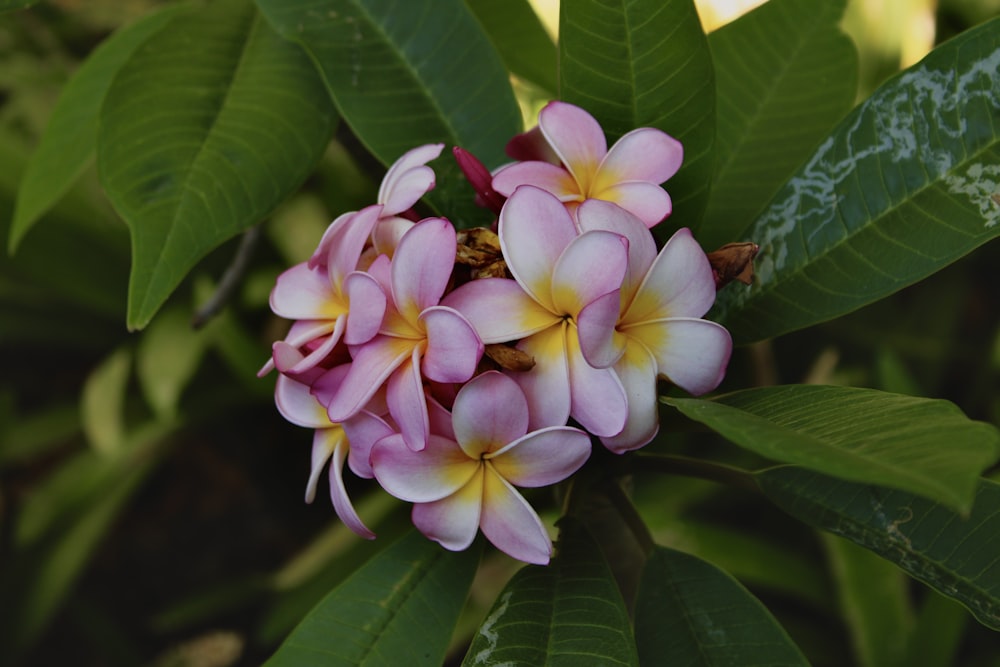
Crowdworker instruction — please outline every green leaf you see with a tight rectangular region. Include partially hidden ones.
[559,0,714,234]
[757,468,1000,631]
[81,347,132,456]
[713,17,1000,343]
[255,0,522,227]
[266,530,480,666]
[697,0,857,250]
[821,533,913,667]
[462,518,638,666]
[98,0,337,330]
[0,0,37,12]
[634,546,809,666]
[465,0,557,93]
[136,304,211,420]
[667,385,999,513]
[9,5,186,252]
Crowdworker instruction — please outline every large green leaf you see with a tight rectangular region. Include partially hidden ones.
[559,0,715,234]
[98,0,337,330]
[757,468,1000,631]
[462,519,638,666]
[266,530,480,666]
[634,546,809,666]
[254,0,522,228]
[9,5,186,252]
[465,0,557,93]
[697,0,857,250]
[713,17,1000,343]
[667,385,999,513]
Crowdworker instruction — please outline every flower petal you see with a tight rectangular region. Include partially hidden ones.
[391,218,456,323]
[378,143,444,215]
[492,160,578,200]
[372,434,479,502]
[566,333,627,437]
[270,262,344,320]
[451,371,529,459]
[576,290,627,369]
[600,342,660,453]
[342,410,394,478]
[488,425,590,487]
[628,317,732,395]
[327,435,376,539]
[387,350,430,451]
[276,374,333,429]
[371,216,415,258]
[305,427,337,503]
[575,198,658,301]
[499,186,579,312]
[411,472,483,552]
[419,306,483,384]
[510,324,571,431]
[480,466,552,564]
[593,181,673,228]
[343,271,387,345]
[597,127,683,185]
[442,278,560,343]
[326,205,383,288]
[625,228,717,322]
[550,229,627,318]
[538,101,607,194]
[324,336,413,422]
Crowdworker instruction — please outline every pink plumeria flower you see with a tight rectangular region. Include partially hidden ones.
[576,199,733,452]
[370,371,591,564]
[274,370,375,539]
[260,205,388,377]
[321,218,483,451]
[443,186,628,437]
[493,101,682,227]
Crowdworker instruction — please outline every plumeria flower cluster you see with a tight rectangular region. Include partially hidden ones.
[263,101,733,564]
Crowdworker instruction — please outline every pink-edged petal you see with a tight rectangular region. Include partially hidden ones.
[274,319,345,381]
[427,394,455,439]
[492,161,578,199]
[442,278,560,343]
[488,425,590,487]
[451,371,529,459]
[270,263,345,320]
[627,318,732,395]
[597,128,683,185]
[365,252,393,294]
[499,186,579,311]
[326,205,383,288]
[538,101,607,193]
[327,435,376,539]
[372,434,479,502]
[600,342,660,453]
[390,218,456,322]
[372,216,415,258]
[324,336,414,422]
[566,333,627,437]
[342,411,395,478]
[343,271,387,345]
[276,374,333,429]
[378,143,444,215]
[420,306,483,384]
[575,198,658,301]
[479,467,552,564]
[593,181,673,228]
[411,474,483,552]
[550,229,627,317]
[387,351,430,451]
[576,290,627,369]
[305,427,337,503]
[510,324,571,431]
[624,228,716,323]
[309,210,355,270]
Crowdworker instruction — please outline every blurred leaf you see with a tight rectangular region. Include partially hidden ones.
[254,0,521,228]
[698,0,857,250]
[634,546,809,666]
[757,468,1000,631]
[559,0,714,234]
[900,588,968,667]
[713,17,1000,343]
[0,402,79,466]
[9,4,185,251]
[81,346,132,456]
[0,0,37,11]
[822,533,914,667]
[667,385,999,513]
[465,0,557,93]
[462,518,638,666]
[137,305,210,420]
[98,0,337,330]
[266,530,480,666]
